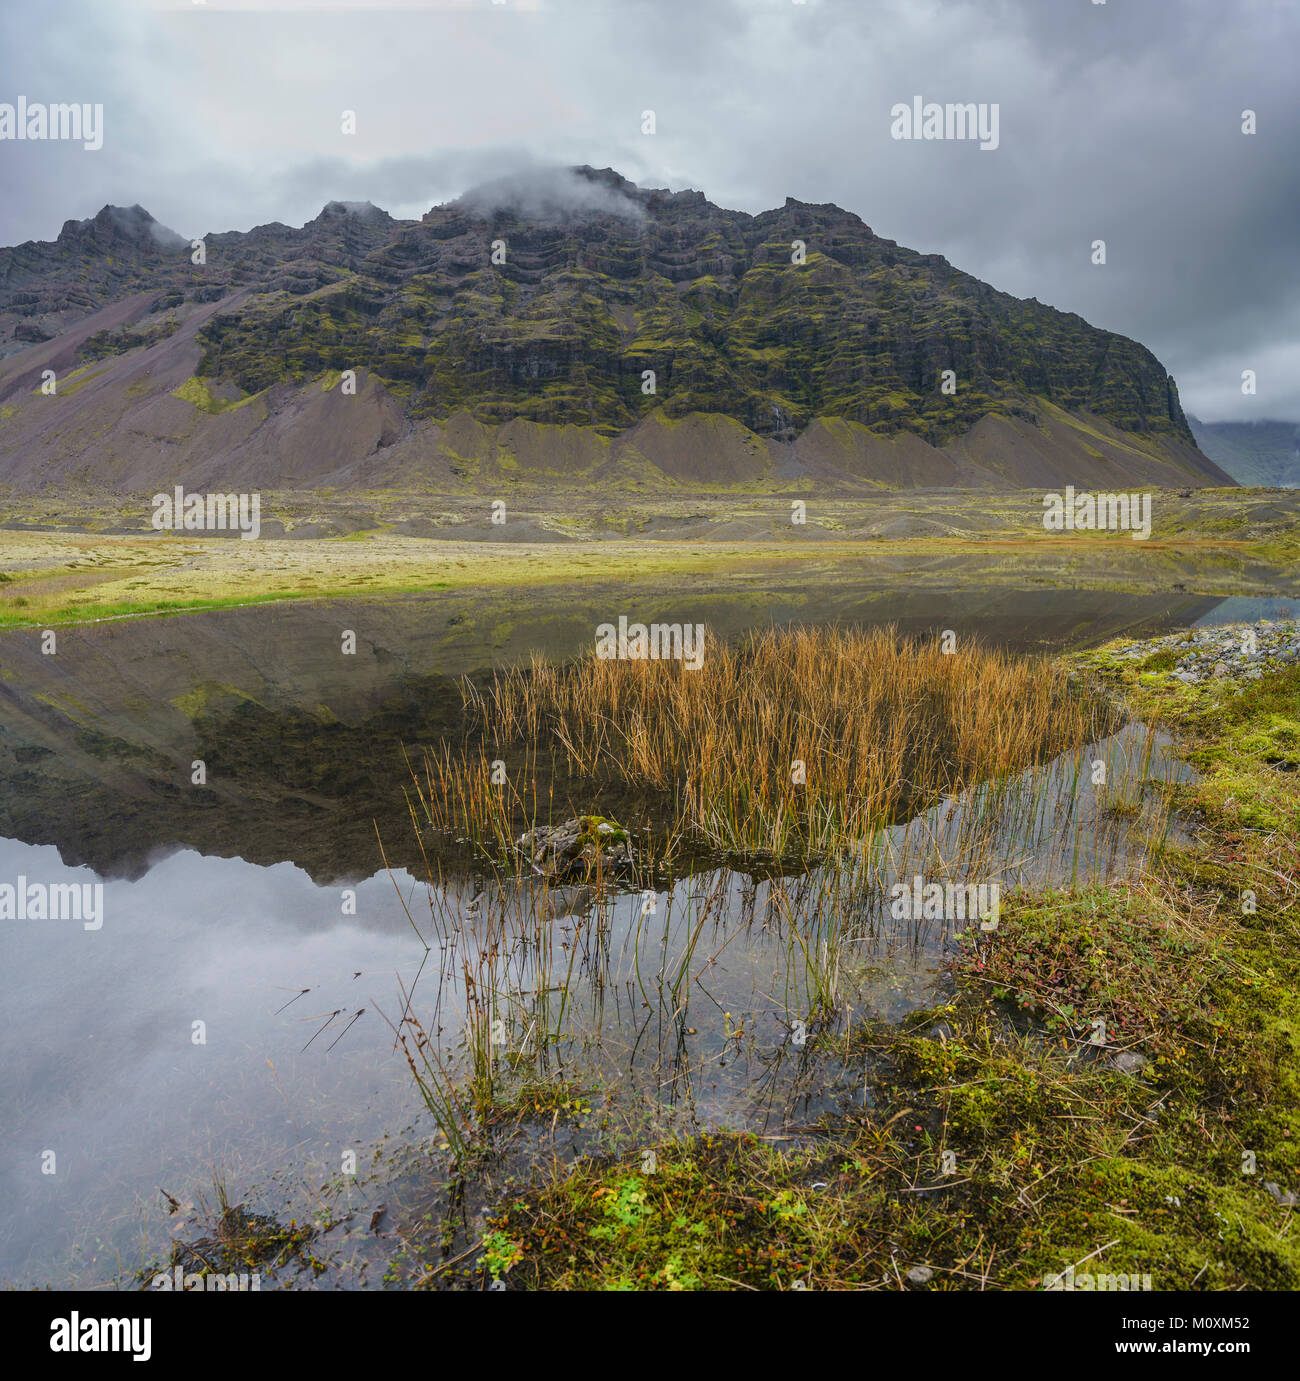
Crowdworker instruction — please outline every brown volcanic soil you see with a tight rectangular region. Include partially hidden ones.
[0,345,1232,493]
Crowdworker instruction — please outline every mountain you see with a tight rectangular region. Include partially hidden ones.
[0,166,1233,492]
[1187,415,1299,488]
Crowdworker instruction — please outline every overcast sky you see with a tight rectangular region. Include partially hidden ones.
[2,0,1296,422]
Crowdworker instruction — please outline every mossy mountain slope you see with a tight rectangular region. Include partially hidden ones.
[0,168,1232,490]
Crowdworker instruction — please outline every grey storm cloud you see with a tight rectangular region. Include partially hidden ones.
[1,0,1296,422]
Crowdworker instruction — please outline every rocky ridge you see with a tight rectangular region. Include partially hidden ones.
[0,167,1233,491]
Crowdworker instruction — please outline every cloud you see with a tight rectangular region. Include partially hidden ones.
[451,164,645,223]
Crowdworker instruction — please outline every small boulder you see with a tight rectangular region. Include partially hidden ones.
[516,814,632,879]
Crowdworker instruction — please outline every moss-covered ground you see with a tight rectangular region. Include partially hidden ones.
[0,487,1295,627]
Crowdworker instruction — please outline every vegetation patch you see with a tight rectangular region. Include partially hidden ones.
[171,374,263,416]
[482,652,1300,1289]
[420,624,1113,864]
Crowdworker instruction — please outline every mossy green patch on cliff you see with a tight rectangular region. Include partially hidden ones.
[171,375,263,416]
[168,681,254,718]
[49,365,109,399]
[76,316,180,365]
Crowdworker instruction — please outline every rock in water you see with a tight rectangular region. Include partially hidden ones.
[516,815,633,879]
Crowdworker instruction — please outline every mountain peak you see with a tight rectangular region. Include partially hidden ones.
[569,165,639,196]
[58,204,186,252]
[315,199,391,224]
